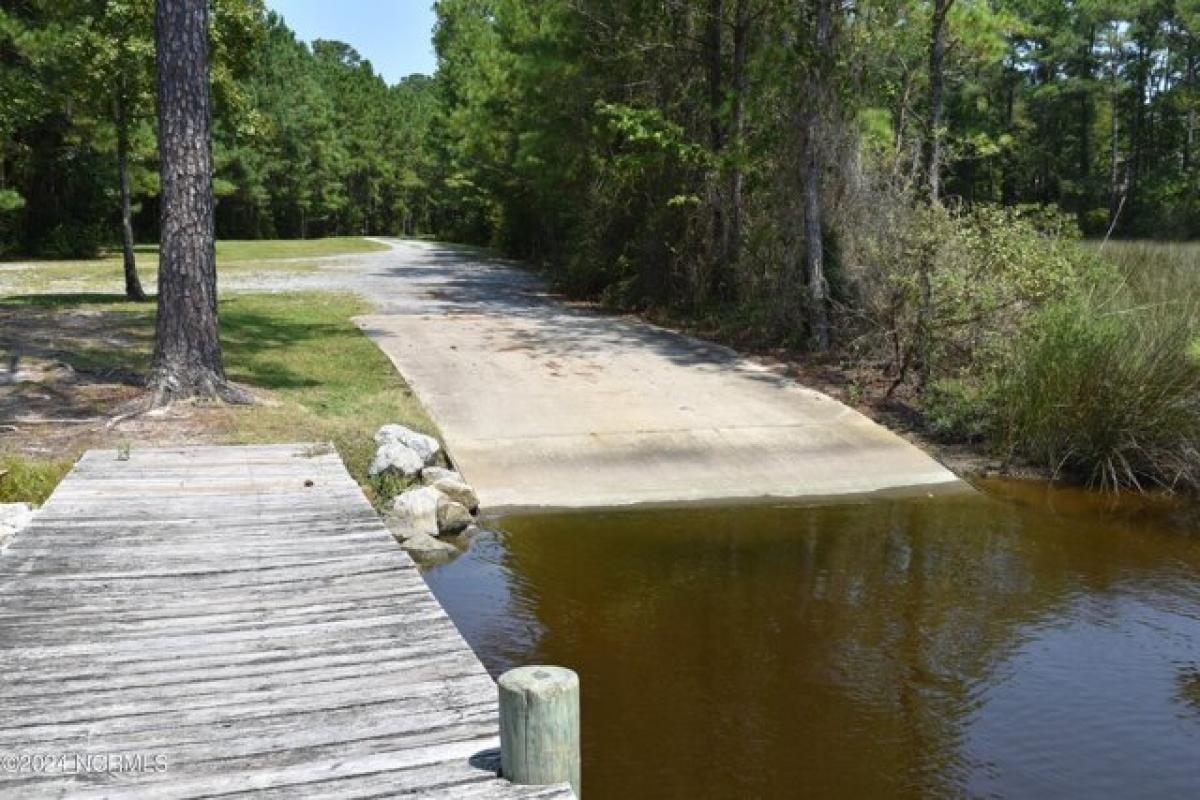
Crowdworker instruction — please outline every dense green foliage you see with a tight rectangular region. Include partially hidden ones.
[925,283,1200,490]
[0,1,436,257]
[423,1,1200,325]
[994,297,1200,490]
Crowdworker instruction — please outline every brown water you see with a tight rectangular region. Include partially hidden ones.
[422,483,1200,799]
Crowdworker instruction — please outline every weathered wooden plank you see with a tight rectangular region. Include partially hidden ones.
[0,583,428,624]
[0,577,425,619]
[48,736,512,799]
[1,631,469,689]
[0,564,406,601]
[0,444,575,799]
[0,644,479,704]
[5,714,504,785]
[2,610,456,663]
[0,670,496,736]
[0,596,444,646]
[1,695,499,755]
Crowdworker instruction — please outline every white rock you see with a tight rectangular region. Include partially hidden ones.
[384,519,417,542]
[389,486,442,537]
[427,476,480,513]
[368,441,424,479]
[421,466,462,483]
[375,425,441,465]
[399,532,459,558]
[437,496,474,536]
[0,503,35,547]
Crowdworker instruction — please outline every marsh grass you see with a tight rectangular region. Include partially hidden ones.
[962,240,1200,491]
[1092,240,1200,303]
[994,296,1200,490]
[922,240,1200,491]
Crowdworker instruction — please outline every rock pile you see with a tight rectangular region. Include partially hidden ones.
[369,424,442,479]
[369,425,484,559]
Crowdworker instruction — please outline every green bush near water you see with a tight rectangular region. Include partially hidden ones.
[990,299,1200,490]
[845,206,1200,490]
[924,239,1200,491]
[907,227,1200,491]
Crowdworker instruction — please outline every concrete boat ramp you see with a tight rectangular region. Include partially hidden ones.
[355,239,962,510]
[0,445,573,799]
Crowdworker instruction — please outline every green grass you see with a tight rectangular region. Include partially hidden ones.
[215,238,389,260]
[1092,240,1200,304]
[0,237,388,294]
[919,240,1200,492]
[0,457,74,505]
[991,296,1200,491]
[217,292,438,502]
[0,290,436,506]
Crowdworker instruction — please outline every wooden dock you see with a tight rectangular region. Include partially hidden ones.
[0,444,575,799]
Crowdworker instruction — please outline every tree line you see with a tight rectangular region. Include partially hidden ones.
[0,0,436,273]
[426,0,1200,491]
[5,0,1200,339]
[425,0,1200,344]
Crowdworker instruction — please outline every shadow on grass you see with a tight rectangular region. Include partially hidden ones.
[1,293,146,308]
[0,292,369,394]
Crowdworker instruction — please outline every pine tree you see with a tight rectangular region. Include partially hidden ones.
[149,0,248,404]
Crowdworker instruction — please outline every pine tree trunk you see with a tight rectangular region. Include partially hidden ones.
[802,121,829,351]
[706,0,725,156]
[1186,57,1196,172]
[705,0,726,305]
[1128,38,1147,222]
[116,88,147,302]
[802,0,832,352]
[917,0,953,389]
[924,0,953,203]
[1078,27,1094,190]
[150,0,244,403]
[728,0,750,286]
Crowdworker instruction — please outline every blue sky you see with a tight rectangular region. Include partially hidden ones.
[266,1,438,84]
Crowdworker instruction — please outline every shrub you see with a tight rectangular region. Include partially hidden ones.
[840,200,1107,386]
[990,297,1200,491]
[37,223,106,259]
[924,378,992,443]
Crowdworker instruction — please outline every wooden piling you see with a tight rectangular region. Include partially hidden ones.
[499,665,581,797]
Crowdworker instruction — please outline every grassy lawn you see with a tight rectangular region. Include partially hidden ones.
[214,238,390,260]
[0,290,435,506]
[0,237,389,294]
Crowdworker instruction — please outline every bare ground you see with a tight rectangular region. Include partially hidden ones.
[0,304,238,459]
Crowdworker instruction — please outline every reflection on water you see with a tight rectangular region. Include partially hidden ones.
[422,482,1200,799]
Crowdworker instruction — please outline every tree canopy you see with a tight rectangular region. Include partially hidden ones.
[4,0,1200,323]
[0,1,435,258]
